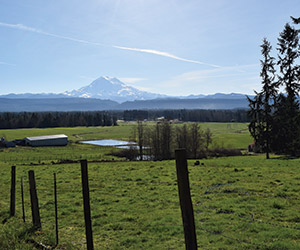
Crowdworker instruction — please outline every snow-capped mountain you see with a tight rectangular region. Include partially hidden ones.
[64,76,166,103]
[0,76,253,112]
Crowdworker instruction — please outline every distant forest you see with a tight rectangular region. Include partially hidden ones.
[0,109,249,129]
[123,109,249,122]
[0,111,118,129]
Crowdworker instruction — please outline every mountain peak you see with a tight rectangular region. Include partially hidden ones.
[102,76,112,81]
[101,76,119,82]
[64,76,165,103]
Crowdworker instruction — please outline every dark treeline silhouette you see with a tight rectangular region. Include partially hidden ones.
[248,16,300,157]
[0,111,118,129]
[123,109,249,122]
[0,109,249,129]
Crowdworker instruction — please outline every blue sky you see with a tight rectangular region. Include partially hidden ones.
[0,0,299,96]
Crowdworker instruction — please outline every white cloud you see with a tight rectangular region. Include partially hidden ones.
[155,64,260,95]
[0,21,221,67]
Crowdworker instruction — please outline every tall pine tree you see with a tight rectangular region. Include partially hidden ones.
[275,22,300,155]
[247,92,264,152]
[248,17,300,156]
[248,38,277,158]
[260,38,277,158]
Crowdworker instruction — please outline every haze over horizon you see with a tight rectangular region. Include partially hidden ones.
[1,0,299,96]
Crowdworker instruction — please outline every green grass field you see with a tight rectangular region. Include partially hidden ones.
[2,122,300,249]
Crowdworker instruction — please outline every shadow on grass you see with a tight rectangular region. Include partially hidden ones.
[0,210,11,224]
[19,225,54,250]
[18,225,54,250]
[17,225,38,240]
[274,155,300,160]
[1,215,54,250]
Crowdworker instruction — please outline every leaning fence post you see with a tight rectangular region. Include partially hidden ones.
[175,149,198,250]
[10,166,16,217]
[81,160,94,250]
[21,177,26,222]
[28,170,41,229]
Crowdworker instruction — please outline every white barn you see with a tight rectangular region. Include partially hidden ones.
[24,134,68,147]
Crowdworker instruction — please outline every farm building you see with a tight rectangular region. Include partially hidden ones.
[24,134,68,147]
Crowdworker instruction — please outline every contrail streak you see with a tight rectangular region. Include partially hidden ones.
[113,45,221,67]
[0,21,220,67]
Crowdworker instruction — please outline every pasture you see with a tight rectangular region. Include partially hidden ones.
[2,122,300,249]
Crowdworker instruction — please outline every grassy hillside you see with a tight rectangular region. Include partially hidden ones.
[3,123,298,249]
[2,156,300,249]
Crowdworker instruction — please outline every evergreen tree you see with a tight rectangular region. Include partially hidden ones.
[276,22,300,155]
[247,92,264,152]
[277,23,300,98]
[248,18,300,156]
[271,94,291,154]
[260,38,277,158]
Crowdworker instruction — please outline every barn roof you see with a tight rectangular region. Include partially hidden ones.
[25,134,68,141]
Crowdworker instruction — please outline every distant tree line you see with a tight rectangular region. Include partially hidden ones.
[123,109,249,122]
[0,111,117,129]
[0,108,249,129]
[248,16,300,157]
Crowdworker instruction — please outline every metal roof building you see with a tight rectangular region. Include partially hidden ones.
[24,134,68,147]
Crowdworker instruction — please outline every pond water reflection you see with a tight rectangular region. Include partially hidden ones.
[81,139,137,149]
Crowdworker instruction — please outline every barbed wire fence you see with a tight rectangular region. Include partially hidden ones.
[4,152,300,249]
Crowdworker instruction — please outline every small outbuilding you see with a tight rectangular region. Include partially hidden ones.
[24,134,68,147]
[0,137,16,148]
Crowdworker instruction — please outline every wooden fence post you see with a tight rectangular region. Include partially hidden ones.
[21,177,26,222]
[81,160,94,250]
[28,170,41,229]
[10,166,16,217]
[175,149,198,250]
[54,173,59,246]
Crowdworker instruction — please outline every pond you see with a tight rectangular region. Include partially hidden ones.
[81,139,137,149]
[81,139,153,160]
